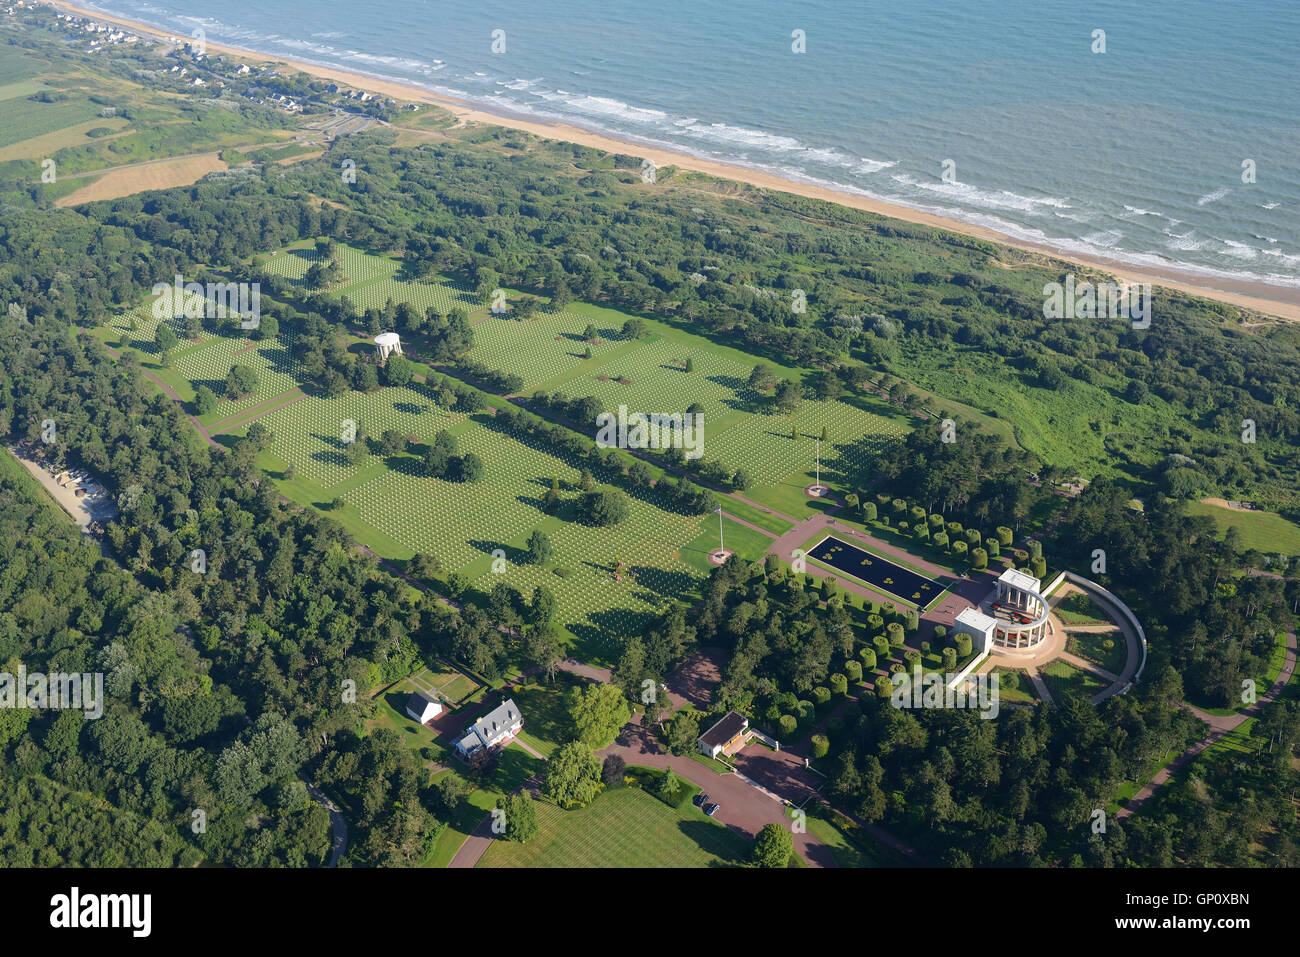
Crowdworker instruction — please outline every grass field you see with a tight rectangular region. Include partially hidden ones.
[1188,500,1300,556]
[1042,660,1105,703]
[1067,629,1126,675]
[477,778,749,868]
[991,667,1038,705]
[1054,592,1111,626]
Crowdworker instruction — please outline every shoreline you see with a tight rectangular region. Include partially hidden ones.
[48,0,1300,322]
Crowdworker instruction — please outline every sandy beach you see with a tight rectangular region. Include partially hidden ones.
[48,0,1300,322]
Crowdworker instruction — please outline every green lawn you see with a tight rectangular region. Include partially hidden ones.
[505,673,584,759]
[991,667,1038,705]
[1054,592,1112,626]
[1187,501,1300,556]
[1066,629,1127,675]
[1042,660,1105,703]
[477,776,750,867]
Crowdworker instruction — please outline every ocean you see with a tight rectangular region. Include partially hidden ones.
[77,0,1300,288]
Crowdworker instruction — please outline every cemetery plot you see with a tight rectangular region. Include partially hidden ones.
[174,334,302,418]
[255,382,467,490]
[467,311,635,391]
[705,399,905,488]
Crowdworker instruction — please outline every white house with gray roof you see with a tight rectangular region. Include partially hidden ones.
[454,698,523,759]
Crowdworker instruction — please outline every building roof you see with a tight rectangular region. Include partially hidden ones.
[374,332,401,346]
[473,698,520,740]
[406,690,439,714]
[699,711,748,750]
[998,567,1040,593]
[955,606,998,633]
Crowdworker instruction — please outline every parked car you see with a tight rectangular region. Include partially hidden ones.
[692,793,708,808]
[703,803,719,817]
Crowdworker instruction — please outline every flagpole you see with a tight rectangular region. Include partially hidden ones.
[716,506,724,552]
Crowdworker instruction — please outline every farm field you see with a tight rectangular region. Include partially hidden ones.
[477,781,749,868]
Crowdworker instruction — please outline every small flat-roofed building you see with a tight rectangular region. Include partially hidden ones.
[698,711,749,760]
[405,691,442,725]
[454,698,523,759]
[955,606,998,656]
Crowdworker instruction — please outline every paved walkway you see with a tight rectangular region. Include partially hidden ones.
[305,780,349,867]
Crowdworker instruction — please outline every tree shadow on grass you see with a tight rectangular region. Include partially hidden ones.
[676,819,749,866]
[468,539,529,566]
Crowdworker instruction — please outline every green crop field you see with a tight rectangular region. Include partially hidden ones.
[0,95,100,150]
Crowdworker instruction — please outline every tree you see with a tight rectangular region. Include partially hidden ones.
[732,467,753,491]
[383,355,414,386]
[194,385,218,415]
[751,822,793,868]
[458,451,485,482]
[577,488,630,527]
[526,530,553,565]
[748,363,776,392]
[684,356,694,373]
[224,364,259,399]
[582,323,598,341]
[526,624,562,683]
[621,317,646,339]
[255,313,278,341]
[775,379,801,414]
[663,709,700,756]
[436,773,472,815]
[568,682,630,749]
[154,322,178,356]
[527,586,556,627]
[499,792,538,843]
[602,754,626,788]
[655,768,679,802]
[544,741,602,808]
[380,429,406,456]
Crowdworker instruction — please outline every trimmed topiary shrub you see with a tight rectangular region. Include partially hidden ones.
[845,660,863,682]
[954,632,973,657]
[810,734,830,759]
[887,622,905,647]
[996,526,1014,547]
[932,531,949,550]
[859,648,878,671]
[779,714,797,737]
[830,673,848,696]
[942,646,958,670]
[812,686,832,705]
